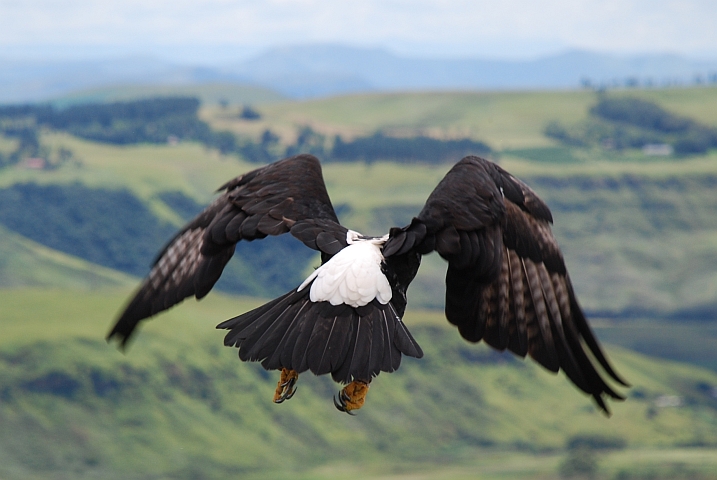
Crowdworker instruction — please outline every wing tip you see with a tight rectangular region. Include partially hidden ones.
[594,385,628,416]
[105,326,133,352]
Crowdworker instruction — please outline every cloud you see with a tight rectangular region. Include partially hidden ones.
[1,0,715,60]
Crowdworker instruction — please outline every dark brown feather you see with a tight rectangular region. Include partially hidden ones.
[393,155,626,413]
[258,214,289,236]
[111,153,625,413]
[224,211,248,242]
[108,154,346,347]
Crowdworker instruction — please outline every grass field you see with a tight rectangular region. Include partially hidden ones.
[2,288,717,479]
[205,90,596,150]
[302,448,717,480]
[594,319,717,372]
[2,86,717,478]
[6,126,716,314]
[203,87,717,149]
[0,225,135,290]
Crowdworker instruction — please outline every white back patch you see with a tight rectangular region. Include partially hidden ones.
[298,240,392,308]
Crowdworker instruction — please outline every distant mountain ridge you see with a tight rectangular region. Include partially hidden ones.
[1,44,717,102]
[228,45,717,97]
[0,57,248,104]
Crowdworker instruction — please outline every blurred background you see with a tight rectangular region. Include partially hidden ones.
[1,1,717,479]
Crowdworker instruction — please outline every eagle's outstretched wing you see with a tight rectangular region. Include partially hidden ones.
[108,154,347,347]
[109,153,626,414]
[384,156,628,413]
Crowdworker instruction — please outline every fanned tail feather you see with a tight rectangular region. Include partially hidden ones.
[218,289,423,384]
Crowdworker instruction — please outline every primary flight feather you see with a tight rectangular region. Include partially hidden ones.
[109,154,628,414]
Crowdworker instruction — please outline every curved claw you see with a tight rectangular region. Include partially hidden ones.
[333,380,369,415]
[333,393,356,415]
[275,381,297,404]
[273,369,299,404]
[284,383,297,401]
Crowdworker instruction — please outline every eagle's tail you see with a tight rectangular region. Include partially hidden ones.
[217,288,423,384]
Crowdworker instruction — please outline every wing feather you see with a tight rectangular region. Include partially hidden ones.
[108,154,347,347]
[385,155,626,413]
[523,258,560,372]
[223,211,248,242]
[506,248,528,356]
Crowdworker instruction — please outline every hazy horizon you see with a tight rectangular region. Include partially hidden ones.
[1,0,716,65]
[4,43,717,67]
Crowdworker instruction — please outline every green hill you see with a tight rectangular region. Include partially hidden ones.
[3,131,716,315]
[1,289,717,480]
[1,86,717,479]
[0,225,134,290]
[202,87,717,149]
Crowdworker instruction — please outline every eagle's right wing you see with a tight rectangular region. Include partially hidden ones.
[108,154,347,347]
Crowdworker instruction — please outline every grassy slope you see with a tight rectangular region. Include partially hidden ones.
[525,170,717,313]
[0,135,18,155]
[2,88,716,312]
[204,87,717,147]
[208,88,717,315]
[0,225,134,290]
[594,319,717,372]
[2,87,717,479]
[206,90,597,149]
[1,289,717,480]
[8,133,717,314]
[0,133,253,227]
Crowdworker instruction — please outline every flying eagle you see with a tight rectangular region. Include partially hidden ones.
[109,154,628,414]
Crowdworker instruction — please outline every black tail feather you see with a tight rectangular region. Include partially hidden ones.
[218,289,422,384]
[390,304,424,359]
[263,301,312,370]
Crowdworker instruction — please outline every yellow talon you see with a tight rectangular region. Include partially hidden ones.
[273,368,298,403]
[334,380,370,414]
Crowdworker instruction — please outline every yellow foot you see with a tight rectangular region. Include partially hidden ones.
[273,368,298,404]
[334,380,370,415]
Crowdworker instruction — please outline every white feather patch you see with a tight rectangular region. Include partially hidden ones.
[298,240,392,307]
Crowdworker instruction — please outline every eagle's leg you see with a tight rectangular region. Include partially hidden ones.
[333,380,370,415]
[273,368,298,404]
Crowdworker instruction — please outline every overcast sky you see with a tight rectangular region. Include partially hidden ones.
[2,0,716,63]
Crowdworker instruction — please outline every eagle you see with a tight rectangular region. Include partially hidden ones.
[108,154,628,414]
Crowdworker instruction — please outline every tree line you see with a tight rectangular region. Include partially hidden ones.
[331,132,490,163]
[236,127,491,164]
[546,96,717,155]
[0,97,492,167]
[0,97,216,146]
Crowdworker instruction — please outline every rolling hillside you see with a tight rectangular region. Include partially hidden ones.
[2,289,717,479]
[203,87,717,149]
[202,87,717,316]
[2,88,716,315]
[1,86,717,479]
[0,225,135,290]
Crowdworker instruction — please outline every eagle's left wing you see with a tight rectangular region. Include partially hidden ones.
[384,156,628,413]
